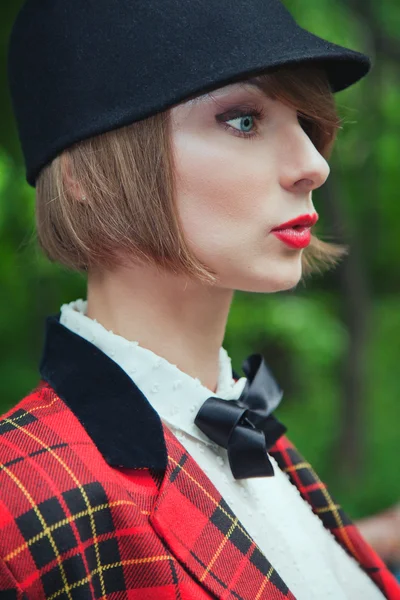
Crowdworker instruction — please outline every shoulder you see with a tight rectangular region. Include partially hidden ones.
[0,384,76,586]
[0,385,107,549]
[0,381,84,471]
[0,383,82,534]
[0,381,68,458]
[0,383,156,593]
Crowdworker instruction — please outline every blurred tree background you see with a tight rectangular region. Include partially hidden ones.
[0,0,399,523]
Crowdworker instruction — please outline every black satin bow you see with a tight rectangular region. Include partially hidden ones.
[194,354,287,480]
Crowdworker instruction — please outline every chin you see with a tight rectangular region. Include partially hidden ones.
[229,255,303,293]
[246,276,302,294]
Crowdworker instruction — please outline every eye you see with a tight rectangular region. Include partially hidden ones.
[217,106,265,138]
[225,114,256,133]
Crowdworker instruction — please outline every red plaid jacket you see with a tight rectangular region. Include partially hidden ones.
[0,316,399,600]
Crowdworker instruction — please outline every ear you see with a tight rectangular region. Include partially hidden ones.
[60,153,86,201]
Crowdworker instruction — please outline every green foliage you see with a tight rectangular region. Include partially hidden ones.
[0,0,399,521]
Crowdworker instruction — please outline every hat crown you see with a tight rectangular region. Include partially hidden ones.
[8,0,370,186]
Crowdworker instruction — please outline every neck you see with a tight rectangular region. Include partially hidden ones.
[86,264,234,392]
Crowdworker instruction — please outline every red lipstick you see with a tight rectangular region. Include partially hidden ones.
[271,213,319,249]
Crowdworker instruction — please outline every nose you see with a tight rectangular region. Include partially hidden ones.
[279,126,331,194]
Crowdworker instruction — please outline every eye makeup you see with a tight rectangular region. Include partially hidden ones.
[170,81,272,139]
[215,104,266,139]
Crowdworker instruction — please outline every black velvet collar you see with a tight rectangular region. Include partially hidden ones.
[39,315,168,470]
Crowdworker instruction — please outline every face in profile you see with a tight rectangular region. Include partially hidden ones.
[170,76,331,293]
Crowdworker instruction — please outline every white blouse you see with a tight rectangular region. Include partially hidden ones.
[60,298,384,600]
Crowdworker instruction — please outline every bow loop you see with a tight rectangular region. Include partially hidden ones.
[241,354,284,421]
[193,396,246,448]
[194,353,287,479]
[228,423,274,479]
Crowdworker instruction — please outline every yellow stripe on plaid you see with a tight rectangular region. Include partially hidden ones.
[2,414,107,599]
[4,499,150,562]
[199,513,276,596]
[46,555,176,600]
[168,454,278,591]
[168,455,254,545]
[23,393,59,414]
[254,566,275,600]
[0,460,74,600]
[284,457,359,561]
[283,461,309,473]
[199,517,239,582]
[0,395,59,430]
[315,504,342,515]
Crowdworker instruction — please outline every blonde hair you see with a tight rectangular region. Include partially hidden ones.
[36,64,346,283]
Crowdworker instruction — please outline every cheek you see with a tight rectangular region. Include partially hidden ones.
[170,131,303,291]
[173,134,276,238]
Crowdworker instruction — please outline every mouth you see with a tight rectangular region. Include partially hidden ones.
[271,213,318,249]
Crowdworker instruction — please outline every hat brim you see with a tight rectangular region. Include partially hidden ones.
[281,28,372,93]
[178,28,371,101]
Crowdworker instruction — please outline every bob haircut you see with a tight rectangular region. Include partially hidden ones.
[35,64,346,284]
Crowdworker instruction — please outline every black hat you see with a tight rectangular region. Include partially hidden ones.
[8,0,371,187]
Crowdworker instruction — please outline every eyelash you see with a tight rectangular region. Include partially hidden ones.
[217,105,266,139]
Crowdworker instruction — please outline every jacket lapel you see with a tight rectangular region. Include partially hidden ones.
[150,425,295,600]
[269,435,398,600]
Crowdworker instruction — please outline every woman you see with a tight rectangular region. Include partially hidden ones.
[1,0,399,598]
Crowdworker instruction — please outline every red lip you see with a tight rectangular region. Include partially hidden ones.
[271,213,319,249]
[272,213,319,231]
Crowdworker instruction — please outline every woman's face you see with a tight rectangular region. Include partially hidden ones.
[170,77,330,293]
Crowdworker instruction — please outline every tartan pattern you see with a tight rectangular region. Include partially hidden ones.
[269,435,400,600]
[0,383,398,599]
[151,426,294,600]
[0,384,212,599]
